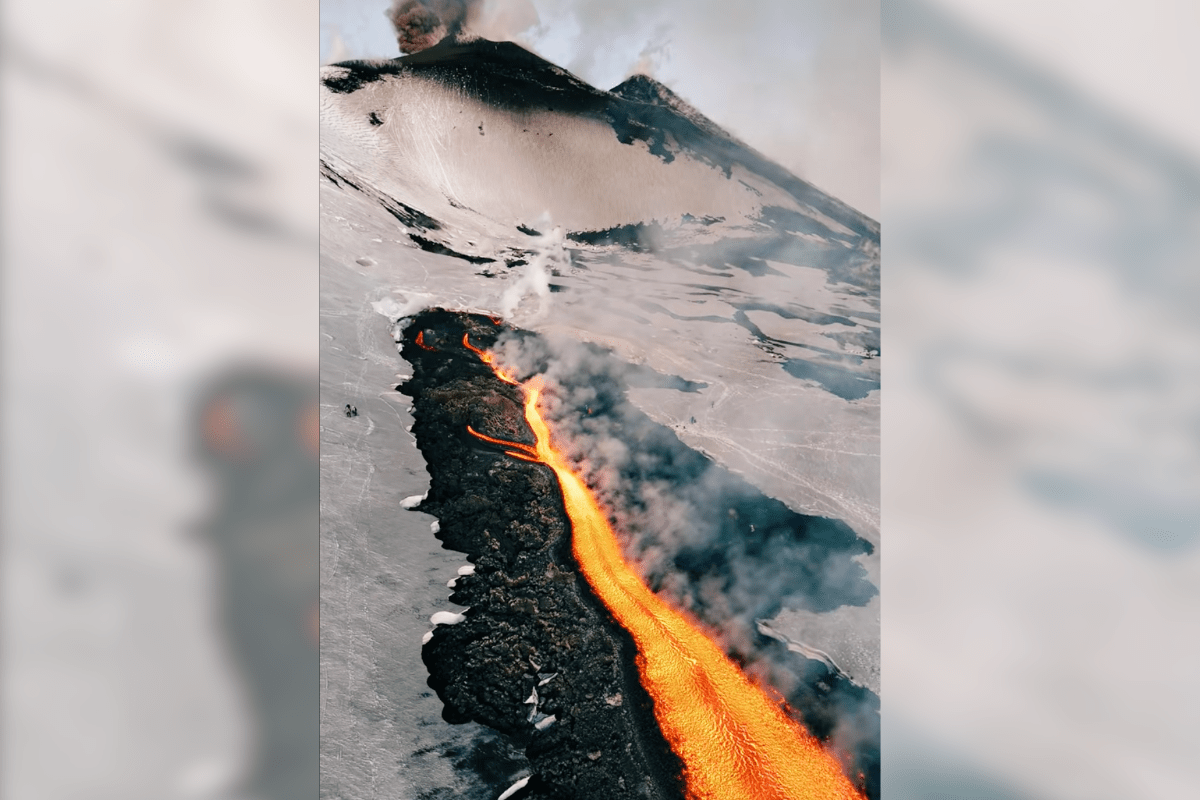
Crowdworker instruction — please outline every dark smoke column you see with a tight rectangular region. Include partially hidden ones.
[387,0,474,54]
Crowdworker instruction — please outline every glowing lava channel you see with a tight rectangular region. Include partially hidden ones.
[465,341,865,800]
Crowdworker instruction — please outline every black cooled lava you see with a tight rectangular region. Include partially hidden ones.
[401,310,686,800]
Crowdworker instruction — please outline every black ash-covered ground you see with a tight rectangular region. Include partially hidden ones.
[401,309,686,800]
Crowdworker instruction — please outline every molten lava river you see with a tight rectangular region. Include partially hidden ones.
[466,340,865,800]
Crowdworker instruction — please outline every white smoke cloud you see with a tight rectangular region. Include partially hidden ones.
[626,23,673,79]
[467,0,541,43]
[488,326,876,638]
[498,222,568,321]
[322,24,350,65]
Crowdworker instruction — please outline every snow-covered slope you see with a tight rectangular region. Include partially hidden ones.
[321,37,875,258]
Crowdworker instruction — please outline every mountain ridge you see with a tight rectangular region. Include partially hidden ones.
[322,36,877,237]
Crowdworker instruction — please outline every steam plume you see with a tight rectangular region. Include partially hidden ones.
[498,223,566,321]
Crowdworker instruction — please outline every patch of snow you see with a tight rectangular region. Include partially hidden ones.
[447,578,457,588]
[400,493,426,509]
[430,520,440,533]
[538,673,558,686]
[430,611,466,626]
[533,715,556,731]
[371,292,435,323]
[524,687,538,705]
[370,297,407,321]
[498,776,530,800]
[456,564,475,576]
[421,630,434,645]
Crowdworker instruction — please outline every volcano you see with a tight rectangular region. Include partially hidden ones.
[320,34,879,800]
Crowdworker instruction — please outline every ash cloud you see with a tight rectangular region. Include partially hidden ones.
[487,325,880,797]
[386,0,542,55]
[386,0,542,57]
[387,0,476,54]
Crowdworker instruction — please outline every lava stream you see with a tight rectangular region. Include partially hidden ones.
[466,359,864,800]
[464,334,519,384]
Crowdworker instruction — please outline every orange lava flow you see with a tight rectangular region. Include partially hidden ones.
[467,369,865,800]
[463,334,520,384]
[415,331,436,351]
[462,332,491,360]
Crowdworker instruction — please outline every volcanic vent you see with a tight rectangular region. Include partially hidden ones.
[401,310,875,800]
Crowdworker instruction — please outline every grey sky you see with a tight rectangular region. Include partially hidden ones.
[320,0,880,218]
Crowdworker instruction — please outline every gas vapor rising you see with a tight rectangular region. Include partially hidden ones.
[486,326,880,792]
[498,223,567,321]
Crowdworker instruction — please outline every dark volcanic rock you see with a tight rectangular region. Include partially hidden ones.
[400,309,686,800]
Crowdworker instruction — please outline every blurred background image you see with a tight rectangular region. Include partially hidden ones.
[1,1,317,799]
[883,1,1200,799]
[3,2,1198,800]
